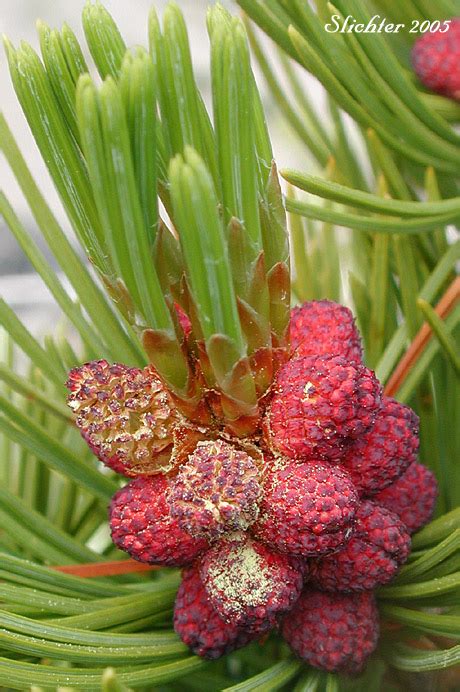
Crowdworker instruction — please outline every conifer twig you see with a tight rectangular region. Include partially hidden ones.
[384,277,460,397]
[53,558,158,577]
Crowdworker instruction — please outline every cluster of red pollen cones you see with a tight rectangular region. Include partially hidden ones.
[66,300,438,674]
[412,18,460,101]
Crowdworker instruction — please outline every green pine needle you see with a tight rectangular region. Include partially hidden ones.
[169,147,245,355]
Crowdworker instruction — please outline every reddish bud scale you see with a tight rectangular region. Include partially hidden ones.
[67,360,180,476]
[311,501,411,592]
[251,461,358,556]
[282,589,379,673]
[169,440,263,539]
[174,302,192,337]
[340,397,419,496]
[200,533,305,632]
[290,300,363,363]
[109,476,208,566]
[374,461,438,534]
[174,563,257,659]
[412,19,460,100]
[264,355,382,461]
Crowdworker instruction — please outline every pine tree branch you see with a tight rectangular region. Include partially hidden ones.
[384,277,460,397]
[53,559,158,577]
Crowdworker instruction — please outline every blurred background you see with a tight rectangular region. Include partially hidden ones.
[0,0,325,333]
